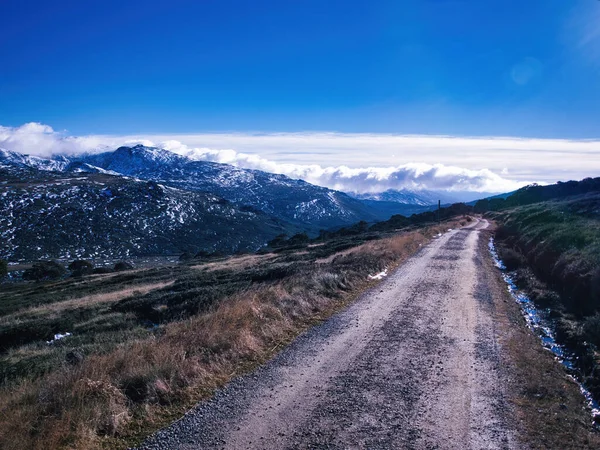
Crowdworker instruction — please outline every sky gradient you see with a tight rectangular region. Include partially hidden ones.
[1,1,599,192]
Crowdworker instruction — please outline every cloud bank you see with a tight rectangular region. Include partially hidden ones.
[2,122,599,194]
[162,140,521,193]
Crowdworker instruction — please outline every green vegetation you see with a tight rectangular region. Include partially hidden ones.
[22,260,66,281]
[371,202,473,231]
[113,261,134,272]
[68,259,94,277]
[475,177,600,212]
[491,194,600,316]
[476,231,600,449]
[0,217,461,450]
[489,190,600,401]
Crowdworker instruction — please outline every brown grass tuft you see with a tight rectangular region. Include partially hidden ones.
[0,281,175,325]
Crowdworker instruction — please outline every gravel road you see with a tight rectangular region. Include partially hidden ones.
[138,219,516,449]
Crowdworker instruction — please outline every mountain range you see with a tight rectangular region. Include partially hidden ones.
[0,146,491,260]
[351,188,497,205]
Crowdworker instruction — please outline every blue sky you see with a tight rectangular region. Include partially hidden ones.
[2,0,600,137]
[1,1,600,193]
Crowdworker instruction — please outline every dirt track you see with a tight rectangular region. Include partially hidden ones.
[139,219,517,449]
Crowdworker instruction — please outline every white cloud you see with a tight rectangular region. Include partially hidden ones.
[1,122,599,193]
[0,123,110,157]
[164,142,522,193]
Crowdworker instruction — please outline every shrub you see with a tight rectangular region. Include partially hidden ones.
[114,261,134,272]
[267,234,288,248]
[495,224,516,241]
[499,248,525,271]
[287,233,310,246]
[583,313,600,347]
[68,259,94,276]
[179,251,194,261]
[22,260,66,281]
[590,268,600,310]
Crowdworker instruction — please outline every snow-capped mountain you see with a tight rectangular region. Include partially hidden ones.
[0,164,296,261]
[2,145,376,230]
[1,145,496,260]
[74,145,377,229]
[0,148,70,172]
[349,189,459,206]
[347,188,497,219]
[0,146,381,260]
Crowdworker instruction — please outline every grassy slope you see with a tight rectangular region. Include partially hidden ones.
[478,227,600,449]
[0,220,463,450]
[489,192,600,400]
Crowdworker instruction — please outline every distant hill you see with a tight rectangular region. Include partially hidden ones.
[0,145,395,260]
[355,200,437,221]
[349,188,454,206]
[365,177,600,233]
[350,188,497,206]
[474,178,600,212]
[350,188,496,220]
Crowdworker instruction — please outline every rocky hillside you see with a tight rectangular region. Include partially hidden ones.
[76,145,377,229]
[0,164,295,261]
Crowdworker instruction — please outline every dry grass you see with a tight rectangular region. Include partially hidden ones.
[0,222,463,450]
[316,220,462,265]
[0,281,174,325]
[315,246,362,264]
[0,285,335,450]
[191,253,276,272]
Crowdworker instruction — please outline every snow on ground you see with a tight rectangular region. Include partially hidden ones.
[46,332,72,344]
[368,269,388,280]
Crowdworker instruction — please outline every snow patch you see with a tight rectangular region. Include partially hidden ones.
[368,269,388,280]
[47,332,72,344]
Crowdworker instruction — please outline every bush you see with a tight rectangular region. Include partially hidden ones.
[495,224,516,241]
[590,268,600,310]
[267,234,288,248]
[499,248,525,271]
[68,259,94,277]
[23,260,66,281]
[0,259,7,277]
[287,232,310,246]
[114,261,134,272]
[583,313,600,347]
[179,252,194,261]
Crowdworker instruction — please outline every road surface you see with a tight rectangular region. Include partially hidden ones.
[139,219,516,449]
